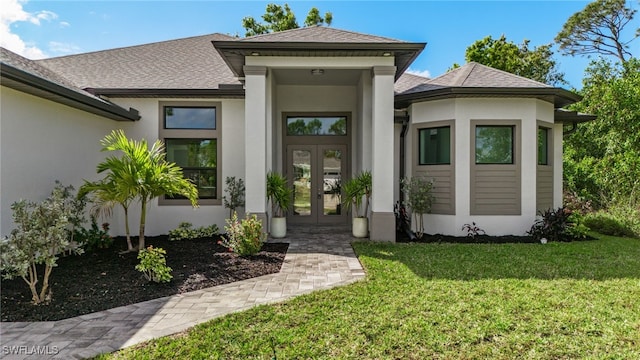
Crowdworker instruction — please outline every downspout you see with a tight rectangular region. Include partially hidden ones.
[397,110,410,203]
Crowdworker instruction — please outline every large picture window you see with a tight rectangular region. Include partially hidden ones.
[160,102,221,204]
[475,125,514,164]
[419,126,451,165]
[286,116,347,136]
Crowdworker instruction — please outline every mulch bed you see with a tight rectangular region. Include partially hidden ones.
[396,230,537,244]
[1,236,288,322]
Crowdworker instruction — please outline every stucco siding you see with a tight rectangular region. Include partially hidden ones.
[1,86,123,236]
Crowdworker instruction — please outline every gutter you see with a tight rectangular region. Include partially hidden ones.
[87,87,245,98]
[1,63,140,121]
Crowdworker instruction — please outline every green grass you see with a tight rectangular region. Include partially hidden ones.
[99,234,640,359]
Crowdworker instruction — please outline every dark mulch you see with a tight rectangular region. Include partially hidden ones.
[396,230,595,243]
[1,236,288,322]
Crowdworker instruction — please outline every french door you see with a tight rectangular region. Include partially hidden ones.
[287,144,348,225]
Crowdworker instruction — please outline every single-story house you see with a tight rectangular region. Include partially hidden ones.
[0,26,594,241]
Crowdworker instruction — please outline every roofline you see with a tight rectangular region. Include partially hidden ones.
[87,88,246,98]
[554,109,597,123]
[394,86,582,108]
[213,40,426,80]
[1,63,140,121]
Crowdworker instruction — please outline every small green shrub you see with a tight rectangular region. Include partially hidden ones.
[401,176,435,239]
[168,222,219,241]
[0,183,83,304]
[221,213,266,256]
[528,207,584,242]
[584,212,637,238]
[135,246,173,283]
[74,217,113,251]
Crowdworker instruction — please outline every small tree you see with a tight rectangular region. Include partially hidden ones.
[401,177,435,239]
[0,184,83,304]
[223,176,245,218]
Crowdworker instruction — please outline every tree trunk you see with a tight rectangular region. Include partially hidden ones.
[124,205,133,251]
[39,264,53,303]
[138,199,147,250]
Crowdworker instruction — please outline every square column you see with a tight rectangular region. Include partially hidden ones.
[243,65,268,227]
[370,66,396,241]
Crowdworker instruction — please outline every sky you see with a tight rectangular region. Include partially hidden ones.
[2,0,639,89]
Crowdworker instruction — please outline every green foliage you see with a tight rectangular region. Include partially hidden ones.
[584,206,640,238]
[223,176,245,218]
[564,58,640,208]
[168,222,219,241]
[74,217,113,252]
[401,177,435,239]
[266,171,292,218]
[242,3,332,37]
[221,213,266,256]
[453,35,565,85]
[135,246,173,283]
[527,207,587,242]
[555,0,638,62]
[89,130,199,251]
[0,183,83,304]
[461,222,486,241]
[342,171,372,218]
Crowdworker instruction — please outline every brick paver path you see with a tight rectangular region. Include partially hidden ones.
[0,226,365,359]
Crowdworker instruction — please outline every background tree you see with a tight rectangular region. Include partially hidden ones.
[555,0,639,63]
[452,35,565,85]
[242,3,332,37]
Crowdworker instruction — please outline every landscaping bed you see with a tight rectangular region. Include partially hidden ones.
[1,236,288,322]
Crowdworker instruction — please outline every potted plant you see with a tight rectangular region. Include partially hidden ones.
[342,171,372,238]
[266,171,292,238]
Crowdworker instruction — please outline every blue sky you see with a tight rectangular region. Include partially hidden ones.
[3,1,638,89]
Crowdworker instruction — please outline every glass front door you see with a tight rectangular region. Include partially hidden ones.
[287,144,348,225]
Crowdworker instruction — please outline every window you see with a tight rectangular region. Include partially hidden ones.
[418,126,451,165]
[475,125,514,164]
[160,102,220,204]
[286,116,347,136]
[538,127,549,165]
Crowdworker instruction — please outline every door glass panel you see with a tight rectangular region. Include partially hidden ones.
[286,116,347,135]
[323,149,342,215]
[292,150,311,216]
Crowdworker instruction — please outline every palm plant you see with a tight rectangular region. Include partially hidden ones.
[266,171,292,218]
[86,130,198,250]
[342,171,372,218]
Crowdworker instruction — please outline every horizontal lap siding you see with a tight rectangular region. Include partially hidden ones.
[415,166,455,214]
[537,166,553,212]
[471,166,521,215]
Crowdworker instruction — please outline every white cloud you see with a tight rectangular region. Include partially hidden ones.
[0,0,57,59]
[406,68,432,79]
[59,21,70,28]
[48,41,80,55]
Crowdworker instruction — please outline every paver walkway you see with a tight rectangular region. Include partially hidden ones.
[0,226,365,359]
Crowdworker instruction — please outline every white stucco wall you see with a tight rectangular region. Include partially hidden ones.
[408,97,556,236]
[0,87,123,236]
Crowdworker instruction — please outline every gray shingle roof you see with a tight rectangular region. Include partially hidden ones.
[426,62,551,89]
[394,72,431,94]
[239,26,407,43]
[36,33,240,90]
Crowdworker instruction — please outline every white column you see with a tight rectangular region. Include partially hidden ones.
[243,66,268,225]
[370,66,396,241]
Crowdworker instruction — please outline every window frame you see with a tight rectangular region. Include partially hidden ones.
[159,101,222,206]
[537,125,552,166]
[417,125,452,165]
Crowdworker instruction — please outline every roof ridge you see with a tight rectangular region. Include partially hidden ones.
[466,61,551,87]
[240,26,407,43]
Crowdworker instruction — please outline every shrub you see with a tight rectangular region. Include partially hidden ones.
[528,207,582,242]
[168,222,219,241]
[221,213,266,256]
[223,176,245,218]
[584,211,638,238]
[74,217,113,252]
[462,222,486,241]
[0,184,83,304]
[135,246,173,283]
[401,177,434,239]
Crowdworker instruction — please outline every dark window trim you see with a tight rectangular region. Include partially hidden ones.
[418,125,451,165]
[163,106,217,130]
[159,101,222,206]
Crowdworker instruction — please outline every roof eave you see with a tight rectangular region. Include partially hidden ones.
[212,40,426,80]
[87,88,246,98]
[1,63,140,121]
[394,87,582,109]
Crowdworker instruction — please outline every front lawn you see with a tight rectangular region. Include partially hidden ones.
[100,234,640,359]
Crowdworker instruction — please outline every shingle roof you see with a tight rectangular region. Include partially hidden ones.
[37,33,240,90]
[394,72,431,94]
[239,26,407,43]
[424,62,551,89]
